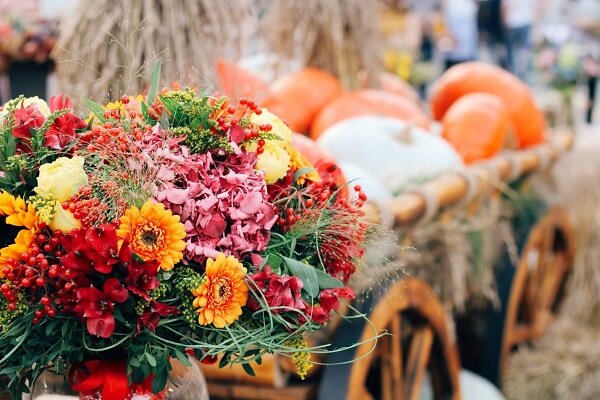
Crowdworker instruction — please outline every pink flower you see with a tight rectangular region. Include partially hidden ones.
[154,147,277,264]
[248,266,305,312]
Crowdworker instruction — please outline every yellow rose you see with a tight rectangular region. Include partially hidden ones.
[249,141,291,184]
[21,97,51,117]
[35,156,88,202]
[0,96,51,123]
[49,204,81,233]
[250,109,292,143]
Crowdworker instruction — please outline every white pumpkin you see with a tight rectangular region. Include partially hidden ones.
[317,116,463,194]
[338,162,394,231]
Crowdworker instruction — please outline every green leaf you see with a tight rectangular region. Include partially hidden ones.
[242,363,256,377]
[293,167,317,183]
[173,349,192,367]
[82,98,107,123]
[146,353,157,367]
[151,368,168,394]
[282,257,319,298]
[129,357,141,368]
[266,254,282,271]
[219,353,230,368]
[148,60,162,104]
[315,268,344,289]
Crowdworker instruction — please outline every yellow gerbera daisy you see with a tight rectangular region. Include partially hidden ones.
[117,201,186,271]
[192,253,249,328]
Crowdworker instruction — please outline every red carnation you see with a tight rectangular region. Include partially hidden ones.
[248,266,305,313]
[74,278,129,338]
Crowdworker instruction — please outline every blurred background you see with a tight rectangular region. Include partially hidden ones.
[3,1,600,399]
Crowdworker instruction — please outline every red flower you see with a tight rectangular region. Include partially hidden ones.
[248,266,305,313]
[45,94,86,150]
[74,278,129,338]
[303,304,329,324]
[123,245,160,300]
[12,104,44,140]
[60,225,121,276]
[298,287,354,325]
[319,287,354,315]
[136,301,179,334]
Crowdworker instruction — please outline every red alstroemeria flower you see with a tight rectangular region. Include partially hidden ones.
[247,266,305,313]
[44,94,86,150]
[299,287,354,325]
[302,304,329,325]
[136,301,179,334]
[60,224,121,276]
[319,287,355,315]
[123,243,160,300]
[74,278,129,338]
[12,104,45,140]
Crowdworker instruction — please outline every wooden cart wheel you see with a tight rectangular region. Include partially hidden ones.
[346,278,461,400]
[500,206,575,376]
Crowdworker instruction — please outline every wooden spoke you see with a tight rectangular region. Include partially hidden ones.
[347,278,461,400]
[404,326,434,400]
[500,206,575,380]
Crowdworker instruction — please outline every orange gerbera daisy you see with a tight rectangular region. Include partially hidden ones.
[192,253,249,328]
[117,201,186,271]
[0,191,39,230]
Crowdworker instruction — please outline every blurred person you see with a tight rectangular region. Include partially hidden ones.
[441,0,479,70]
[502,0,543,80]
[570,0,600,123]
[478,0,509,68]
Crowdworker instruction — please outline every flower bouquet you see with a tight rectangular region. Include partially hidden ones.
[0,65,371,399]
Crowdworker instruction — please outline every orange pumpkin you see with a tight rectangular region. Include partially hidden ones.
[442,93,511,164]
[261,68,343,133]
[216,59,272,102]
[310,90,430,139]
[429,61,545,148]
[357,71,420,102]
[379,72,420,102]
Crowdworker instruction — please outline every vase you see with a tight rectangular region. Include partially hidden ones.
[30,358,208,400]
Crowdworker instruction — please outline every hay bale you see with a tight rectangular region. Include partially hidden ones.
[261,0,383,89]
[53,0,255,103]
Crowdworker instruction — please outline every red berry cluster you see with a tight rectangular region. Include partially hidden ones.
[0,230,63,324]
[81,122,149,154]
[61,185,109,227]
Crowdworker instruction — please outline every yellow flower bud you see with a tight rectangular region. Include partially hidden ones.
[49,204,81,233]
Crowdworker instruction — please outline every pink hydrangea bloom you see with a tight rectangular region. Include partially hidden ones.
[152,137,277,264]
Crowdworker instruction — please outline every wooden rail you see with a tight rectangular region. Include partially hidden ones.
[389,132,574,227]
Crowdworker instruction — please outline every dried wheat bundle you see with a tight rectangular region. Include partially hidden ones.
[53,0,255,104]
[504,131,600,398]
[261,0,383,88]
[505,319,600,400]
[395,193,506,311]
